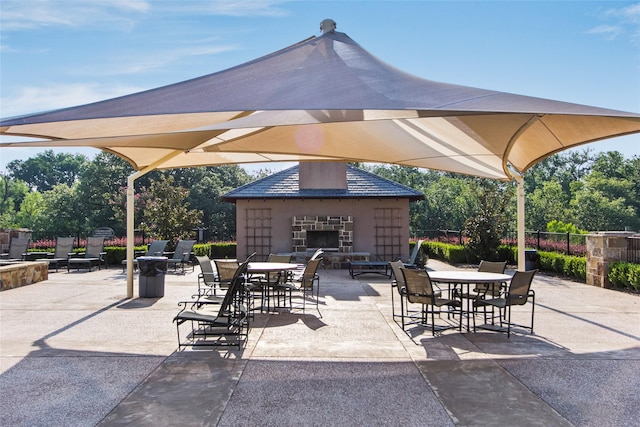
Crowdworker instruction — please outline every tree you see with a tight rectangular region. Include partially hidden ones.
[524,149,593,197]
[571,187,638,231]
[15,191,45,230]
[419,176,476,231]
[77,152,133,235]
[0,174,29,228]
[525,181,569,231]
[7,150,88,192]
[463,179,515,261]
[185,166,252,241]
[35,183,84,237]
[143,175,203,245]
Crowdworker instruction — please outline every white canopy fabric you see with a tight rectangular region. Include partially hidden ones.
[2,21,639,295]
[2,27,639,180]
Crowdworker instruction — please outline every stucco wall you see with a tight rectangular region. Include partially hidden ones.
[235,198,410,262]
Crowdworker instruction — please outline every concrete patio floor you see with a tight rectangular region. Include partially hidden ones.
[1,259,638,426]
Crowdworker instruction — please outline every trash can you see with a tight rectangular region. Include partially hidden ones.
[524,249,538,271]
[138,256,167,298]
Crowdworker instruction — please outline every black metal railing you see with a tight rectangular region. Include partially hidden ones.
[411,229,587,256]
[628,236,640,264]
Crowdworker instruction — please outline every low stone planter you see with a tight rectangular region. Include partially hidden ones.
[0,261,48,291]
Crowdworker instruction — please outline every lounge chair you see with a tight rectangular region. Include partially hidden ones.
[0,237,30,261]
[166,240,196,273]
[403,239,425,269]
[36,237,74,271]
[67,237,106,272]
[174,258,251,349]
[121,240,169,272]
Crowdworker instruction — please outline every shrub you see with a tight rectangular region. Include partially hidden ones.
[537,251,586,281]
[423,242,467,264]
[609,262,640,291]
[104,245,146,265]
[102,242,237,265]
[497,245,517,265]
[209,242,237,259]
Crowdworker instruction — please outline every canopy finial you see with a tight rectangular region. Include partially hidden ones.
[320,19,336,34]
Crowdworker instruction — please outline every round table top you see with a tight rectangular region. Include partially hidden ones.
[428,270,511,283]
[247,262,300,272]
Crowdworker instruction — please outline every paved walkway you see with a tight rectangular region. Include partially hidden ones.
[1,260,638,426]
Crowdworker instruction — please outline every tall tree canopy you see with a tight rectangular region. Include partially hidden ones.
[3,149,638,242]
[7,150,88,192]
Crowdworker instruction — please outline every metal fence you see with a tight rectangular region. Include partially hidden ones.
[628,237,640,264]
[412,229,588,256]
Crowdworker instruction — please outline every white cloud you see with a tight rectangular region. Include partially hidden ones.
[606,3,640,23]
[158,1,290,17]
[587,24,623,40]
[0,83,144,118]
[0,0,289,32]
[114,44,239,76]
[0,0,150,31]
[590,2,640,46]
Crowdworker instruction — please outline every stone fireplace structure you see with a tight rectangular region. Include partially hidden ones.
[292,216,353,253]
[223,162,423,268]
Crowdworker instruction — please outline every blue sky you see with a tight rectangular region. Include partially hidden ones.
[1,0,638,173]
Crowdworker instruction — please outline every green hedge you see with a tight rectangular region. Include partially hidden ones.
[102,243,237,265]
[422,242,467,264]
[608,262,640,291]
[423,241,587,282]
[537,251,586,280]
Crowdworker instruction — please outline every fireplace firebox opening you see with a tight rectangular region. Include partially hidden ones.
[307,230,339,250]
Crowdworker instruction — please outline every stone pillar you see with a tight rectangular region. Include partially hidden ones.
[586,231,634,288]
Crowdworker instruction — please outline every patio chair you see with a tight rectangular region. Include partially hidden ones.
[454,260,508,300]
[214,258,240,285]
[121,239,169,272]
[36,237,74,271]
[400,268,461,335]
[67,237,106,272]
[166,240,196,273]
[390,260,443,327]
[402,239,424,269]
[200,257,238,298]
[194,255,216,298]
[274,257,322,316]
[309,248,324,261]
[0,237,30,261]
[389,260,407,325]
[290,250,321,281]
[174,258,251,349]
[473,269,537,337]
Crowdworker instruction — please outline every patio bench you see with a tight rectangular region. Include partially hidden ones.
[349,261,391,279]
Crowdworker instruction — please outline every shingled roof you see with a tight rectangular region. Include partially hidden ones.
[222,165,424,202]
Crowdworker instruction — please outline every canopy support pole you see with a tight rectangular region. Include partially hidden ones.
[514,174,526,272]
[126,152,185,298]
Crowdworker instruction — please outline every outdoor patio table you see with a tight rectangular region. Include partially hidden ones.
[247,262,300,312]
[428,271,511,332]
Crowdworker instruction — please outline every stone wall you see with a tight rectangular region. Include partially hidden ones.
[586,231,635,288]
[292,216,353,253]
[0,261,48,291]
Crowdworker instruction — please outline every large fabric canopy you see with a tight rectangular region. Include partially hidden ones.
[3,23,639,180]
[2,20,639,296]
